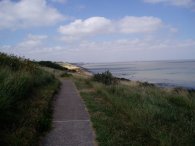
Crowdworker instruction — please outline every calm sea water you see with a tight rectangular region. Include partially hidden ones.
[82,60,195,89]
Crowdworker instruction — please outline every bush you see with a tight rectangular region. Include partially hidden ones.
[37,61,67,71]
[60,72,72,77]
[93,70,116,85]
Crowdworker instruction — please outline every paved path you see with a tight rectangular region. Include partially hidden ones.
[41,80,95,146]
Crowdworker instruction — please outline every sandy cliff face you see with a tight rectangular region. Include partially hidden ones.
[57,62,80,71]
[57,62,93,76]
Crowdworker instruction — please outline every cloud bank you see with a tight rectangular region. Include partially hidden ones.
[58,16,163,41]
[17,34,48,48]
[144,0,195,8]
[50,0,68,4]
[1,35,195,62]
[0,0,64,30]
[0,0,194,62]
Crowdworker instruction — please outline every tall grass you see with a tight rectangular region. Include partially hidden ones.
[0,53,59,146]
[74,76,195,146]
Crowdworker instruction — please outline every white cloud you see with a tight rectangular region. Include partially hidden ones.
[62,38,195,62]
[0,0,65,30]
[0,34,56,59]
[76,38,195,52]
[144,0,195,8]
[1,36,195,62]
[58,16,163,41]
[117,16,162,33]
[50,0,68,4]
[169,27,178,33]
[17,34,48,48]
[58,17,112,36]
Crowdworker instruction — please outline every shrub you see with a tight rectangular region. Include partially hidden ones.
[60,72,72,77]
[38,61,67,71]
[93,70,116,85]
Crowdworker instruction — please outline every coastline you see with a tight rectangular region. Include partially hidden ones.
[79,60,195,90]
[74,64,195,92]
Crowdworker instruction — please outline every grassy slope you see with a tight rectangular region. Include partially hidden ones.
[73,75,195,146]
[0,53,59,146]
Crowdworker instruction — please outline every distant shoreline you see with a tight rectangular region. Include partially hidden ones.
[75,64,195,91]
[78,61,195,91]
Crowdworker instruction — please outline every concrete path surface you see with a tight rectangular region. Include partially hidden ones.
[41,80,96,146]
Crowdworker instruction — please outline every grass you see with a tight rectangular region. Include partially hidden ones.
[73,75,195,146]
[0,53,60,146]
[60,72,73,78]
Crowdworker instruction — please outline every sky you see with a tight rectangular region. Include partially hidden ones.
[0,0,195,62]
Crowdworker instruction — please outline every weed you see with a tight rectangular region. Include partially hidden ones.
[60,72,73,77]
[74,76,195,146]
[0,52,59,146]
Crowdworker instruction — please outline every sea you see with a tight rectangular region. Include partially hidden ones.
[81,60,195,89]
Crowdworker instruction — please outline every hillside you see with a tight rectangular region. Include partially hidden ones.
[72,71,195,146]
[0,53,59,146]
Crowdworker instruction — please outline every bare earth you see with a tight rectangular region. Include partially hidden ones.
[41,79,96,146]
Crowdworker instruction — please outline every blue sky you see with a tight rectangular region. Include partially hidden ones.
[0,0,195,62]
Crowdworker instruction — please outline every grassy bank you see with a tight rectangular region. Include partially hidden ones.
[0,53,59,146]
[73,73,195,146]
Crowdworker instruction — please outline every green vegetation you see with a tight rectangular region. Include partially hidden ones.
[60,72,73,78]
[93,70,116,85]
[0,53,59,146]
[37,61,67,71]
[73,74,195,146]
